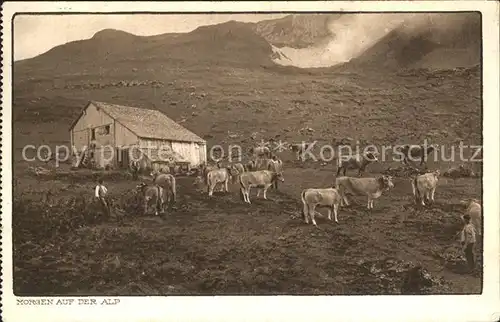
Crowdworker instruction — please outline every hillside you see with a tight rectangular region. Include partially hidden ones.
[13,14,482,156]
[15,21,275,76]
[253,14,340,48]
[343,13,481,71]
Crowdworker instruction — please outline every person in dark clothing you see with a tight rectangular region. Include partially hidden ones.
[460,214,477,273]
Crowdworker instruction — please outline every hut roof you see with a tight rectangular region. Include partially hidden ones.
[70,101,206,143]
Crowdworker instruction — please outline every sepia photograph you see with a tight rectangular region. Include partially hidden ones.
[2,1,499,322]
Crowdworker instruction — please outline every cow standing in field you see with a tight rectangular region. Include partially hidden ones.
[246,157,271,171]
[410,169,440,206]
[249,146,271,158]
[136,182,164,216]
[230,162,246,184]
[289,142,313,160]
[206,166,233,197]
[245,160,256,172]
[267,156,284,190]
[397,144,439,167]
[336,151,379,177]
[151,171,177,210]
[301,188,342,226]
[198,162,224,192]
[335,175,395,210]
[443,164,476,179]
[232,162,246,175]
[239,170,284,204]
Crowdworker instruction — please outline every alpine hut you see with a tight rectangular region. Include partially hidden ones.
[69,101,207,171]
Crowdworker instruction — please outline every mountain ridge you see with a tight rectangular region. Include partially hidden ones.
[16,13,481,71]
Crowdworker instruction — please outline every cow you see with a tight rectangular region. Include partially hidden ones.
[301,188,342,226]
[232,162,246,175]
[198,162,224,191]
[336,151,379,177]
[267,156,283,190]
[289,142,314,160]
[461,198,482,236]
[335,175,395,210]
[151,172,177,210]
[239,170,284,204]
[244,157,272,172]
[230,163,246,184]
[245,160,256,172]
[443,164,476,179]
[136,182,164,216]
[397,144,439,167]
[410,169,440,206]
[199,162,222,177]
[249,146,271,158]
[206,167,233,197]
[332,137,353,149]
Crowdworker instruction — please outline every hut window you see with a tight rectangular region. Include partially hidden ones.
[105,125,110,135]
[91,128,96,140]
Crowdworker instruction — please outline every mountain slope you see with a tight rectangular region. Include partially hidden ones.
[12,15,482,159]
[253,14,340,48]
[343,13,481,71]
[15,21,275,76]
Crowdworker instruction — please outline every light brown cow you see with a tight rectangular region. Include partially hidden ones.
[245,160,256,172]
[239,170,284,204]
[267,156,284,190]
[230,163,246,184]
[136,182,164,216]
[198,162,224,191]
[397,144,440,167]
[335,175,395,209]
[443,164,476,179]
[206,167,233,197]
[301,188,342,226]
[336,151,379,177]
[249,146,271,158]
[410,170,440,206]
[151,172,177,210]
[289,142,314,160]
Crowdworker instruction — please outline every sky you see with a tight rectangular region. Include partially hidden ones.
[13,14,287,61]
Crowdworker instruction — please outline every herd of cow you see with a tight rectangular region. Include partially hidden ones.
[132,142,481,233]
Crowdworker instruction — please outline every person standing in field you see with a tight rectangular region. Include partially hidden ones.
[95,178,110,217]
[130,160,140,180]
[460,214,477,273]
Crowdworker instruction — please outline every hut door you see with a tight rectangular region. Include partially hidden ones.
[118,148,130,168]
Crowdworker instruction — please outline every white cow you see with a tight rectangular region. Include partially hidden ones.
[335,175,395,209]
[239,170,284,204]
[301,188,342,226]
[411,170,440,206]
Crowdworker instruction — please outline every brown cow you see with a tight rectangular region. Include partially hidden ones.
[239,170,284,204]
[397,144,439,167]
[411,170,440,206]
[136,182,164,216]
[206,167,233,197]
[289,142,314,160]
[151,172,177,210]
[301,188,342,226]
[336,151,379,177]
[335,175,395,209]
